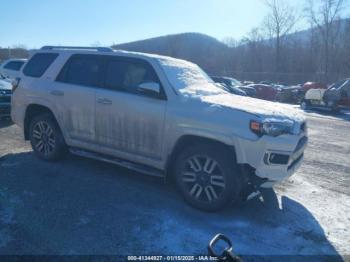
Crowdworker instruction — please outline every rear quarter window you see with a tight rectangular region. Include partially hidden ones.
[23,53,58,78]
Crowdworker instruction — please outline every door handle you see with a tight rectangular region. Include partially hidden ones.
[97,98,112,105]
[50,90,64,96]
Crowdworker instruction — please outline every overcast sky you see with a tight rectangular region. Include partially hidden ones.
[0,0,348,48]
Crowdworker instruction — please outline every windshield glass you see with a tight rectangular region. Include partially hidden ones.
[158,57,225,96]
[329,79,348,90]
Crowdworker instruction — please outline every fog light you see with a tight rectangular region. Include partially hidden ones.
[264,153,290,165]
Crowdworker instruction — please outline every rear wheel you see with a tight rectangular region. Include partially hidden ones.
[29,113,67,161]
[174,144,242,212]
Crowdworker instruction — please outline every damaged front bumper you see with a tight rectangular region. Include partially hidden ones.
[236,132,308,189]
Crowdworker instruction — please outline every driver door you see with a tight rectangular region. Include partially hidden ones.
[95,56,167,160]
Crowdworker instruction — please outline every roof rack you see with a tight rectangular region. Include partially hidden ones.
[40,46,114,52]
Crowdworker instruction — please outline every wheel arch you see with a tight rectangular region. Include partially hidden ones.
[24,104,61,140]
[165,135,237,180]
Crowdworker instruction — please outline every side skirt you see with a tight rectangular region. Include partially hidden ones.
[69,148,165,178]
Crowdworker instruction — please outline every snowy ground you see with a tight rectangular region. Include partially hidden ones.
[0,109,349,259]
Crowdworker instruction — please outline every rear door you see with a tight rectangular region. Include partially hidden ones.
[52,54,105,143]
[95,56,167,160]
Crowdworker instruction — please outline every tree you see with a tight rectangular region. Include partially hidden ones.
[305,0,346,82]
[263,0,297,74]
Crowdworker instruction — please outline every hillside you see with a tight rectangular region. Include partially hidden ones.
[112,33,231,74]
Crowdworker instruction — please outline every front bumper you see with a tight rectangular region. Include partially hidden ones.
[236,132,308,187]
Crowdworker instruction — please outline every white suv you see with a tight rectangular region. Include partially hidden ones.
[11,46,307,211]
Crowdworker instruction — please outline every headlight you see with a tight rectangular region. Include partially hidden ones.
[250,119,294,137]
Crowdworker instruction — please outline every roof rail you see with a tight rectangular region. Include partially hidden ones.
[40,46,114,52]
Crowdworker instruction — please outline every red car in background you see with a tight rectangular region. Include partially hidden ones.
[248,84,278,101]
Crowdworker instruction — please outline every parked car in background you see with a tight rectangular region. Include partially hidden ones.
[0,58,27,79]
[302,82,327,93]
[238,85,257,97]
[248,84,278,101]
[259,81,272,85]
[275,85,303,104]
[211,76,242,87]
[301,78,350,112]
[211,76,256,97]
[242,80,254,85]
[0,78,12,118]
[216,83,247,96]
[12,46,307,211]
[211,76,247,96]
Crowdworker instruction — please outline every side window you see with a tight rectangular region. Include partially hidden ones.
[104,58,162,98]
[23,53,58,78]
[57,54,104,87]
[4,61,25,71]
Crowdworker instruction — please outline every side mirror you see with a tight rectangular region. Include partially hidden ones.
[138,82,160,96]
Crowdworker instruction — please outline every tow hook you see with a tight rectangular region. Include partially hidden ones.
[208,234,241,261]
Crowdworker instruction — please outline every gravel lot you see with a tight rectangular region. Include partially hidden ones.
[0,109,349,259]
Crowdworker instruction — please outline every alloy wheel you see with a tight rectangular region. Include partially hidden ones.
[32,121,56,156]
[181,155,226,203]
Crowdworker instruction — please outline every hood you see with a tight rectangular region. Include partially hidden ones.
[202,93,305,122]
[0,79,12,90]
[179,83,305,123]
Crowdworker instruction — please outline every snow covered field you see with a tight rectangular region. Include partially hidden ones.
[0,109,349,259]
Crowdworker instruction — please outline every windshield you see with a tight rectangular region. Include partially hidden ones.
[158,57,225,96]
[329,79,349,90]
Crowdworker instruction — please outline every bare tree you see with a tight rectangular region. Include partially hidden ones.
[263,0,297,73]
[221,37,238,48]
[305,0,346,82]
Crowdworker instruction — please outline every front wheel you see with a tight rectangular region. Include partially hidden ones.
[29,113,67,161]
[174,144,242,212]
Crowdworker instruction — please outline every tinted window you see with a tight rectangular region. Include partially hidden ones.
[4,61,25,71]
[57,54,104,87]
[105,58,160,97]
[23,53,58,77]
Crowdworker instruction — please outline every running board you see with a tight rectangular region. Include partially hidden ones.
[69,148,164,178]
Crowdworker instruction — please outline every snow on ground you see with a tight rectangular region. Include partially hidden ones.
[0,108,349,259]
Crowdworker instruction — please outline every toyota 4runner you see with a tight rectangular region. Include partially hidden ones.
[11,46,308,211]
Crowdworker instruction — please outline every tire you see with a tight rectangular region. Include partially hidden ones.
[174,144,242,212]
[29,113,67,161]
